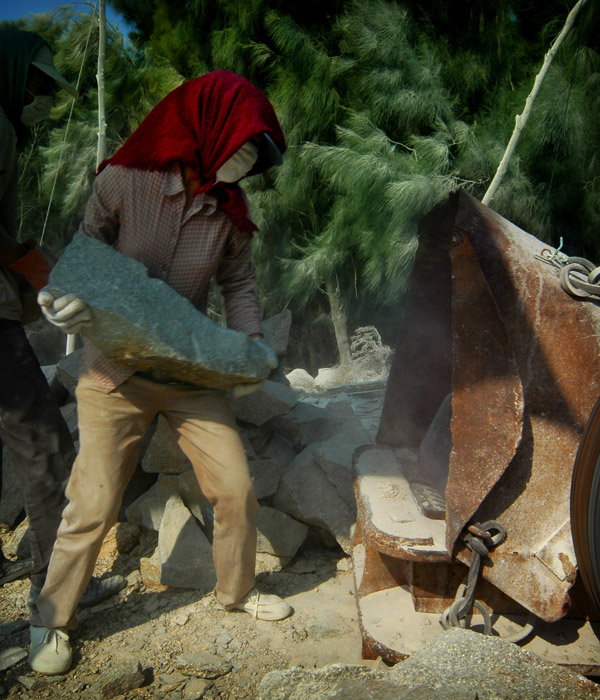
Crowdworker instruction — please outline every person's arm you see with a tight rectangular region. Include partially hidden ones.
[215,228,263,336]
[216,226,278,398]
[76,164,122,244]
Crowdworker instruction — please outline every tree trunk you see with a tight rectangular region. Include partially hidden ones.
[325,279,351,366]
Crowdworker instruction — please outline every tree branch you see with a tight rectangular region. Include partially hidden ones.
[482,0,589,206]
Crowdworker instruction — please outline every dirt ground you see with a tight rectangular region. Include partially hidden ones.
[0,521,379,700]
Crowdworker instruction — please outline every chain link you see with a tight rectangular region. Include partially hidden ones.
[440,520,506,635]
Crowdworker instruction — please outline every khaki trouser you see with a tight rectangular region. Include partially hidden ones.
[31,372,258,629]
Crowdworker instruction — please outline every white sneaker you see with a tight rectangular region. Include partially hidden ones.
[29,625,72,675]
[232,587,293,621]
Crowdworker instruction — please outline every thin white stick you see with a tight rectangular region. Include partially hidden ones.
[482,0,588,206]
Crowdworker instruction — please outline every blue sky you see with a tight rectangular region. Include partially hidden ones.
[0,1,129,32]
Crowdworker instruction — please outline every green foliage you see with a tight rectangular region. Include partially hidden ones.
[12,7,181,254]
[8,0,600,369]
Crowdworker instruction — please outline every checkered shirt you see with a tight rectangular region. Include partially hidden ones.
[80,164,263,392]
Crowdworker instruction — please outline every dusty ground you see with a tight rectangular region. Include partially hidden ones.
[0,523,377,699]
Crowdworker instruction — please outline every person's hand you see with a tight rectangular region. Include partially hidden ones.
[37,287,92,334]
[232,338,278,398]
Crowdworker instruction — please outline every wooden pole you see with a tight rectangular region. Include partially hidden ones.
[96,0,107,169]
[67,0,106,355]
[482,0,588,206]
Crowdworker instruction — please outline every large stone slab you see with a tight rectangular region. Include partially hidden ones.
[248,458,281,500]
[141,415,191,474]
[258,629,600,700]
[262,310,292,357]
[48,234,276,389]
[157,494,216,590]
[273,407,370,553]
[256,506,308,571]
[274,443,357,554]
[274,396,366,450]
[232,379,297,426]
[388,628,600,699]
[125,472,212,532]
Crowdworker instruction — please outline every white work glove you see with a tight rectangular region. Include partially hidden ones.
[37,287,92,334]
[232,338,278,398]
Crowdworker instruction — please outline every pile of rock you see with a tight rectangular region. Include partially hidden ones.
[1,309,373,594]
[258,628,600,700]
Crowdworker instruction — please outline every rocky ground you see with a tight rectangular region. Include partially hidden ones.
[0,525,376,699]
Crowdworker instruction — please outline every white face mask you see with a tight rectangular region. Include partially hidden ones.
[216,141,259,183]
[20,94,53,126]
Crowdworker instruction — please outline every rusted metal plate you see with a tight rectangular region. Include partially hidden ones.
[354,582,600,676]
[452,192,600,621]
[373,190,600,622]
[376,200,453,448]
[571,396,600,616]
[353,445,450,561]
[447,231,524,551]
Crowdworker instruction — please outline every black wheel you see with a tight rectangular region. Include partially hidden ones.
[571,397,600,615]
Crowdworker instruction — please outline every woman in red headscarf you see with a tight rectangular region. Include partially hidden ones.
[31,72,292,676]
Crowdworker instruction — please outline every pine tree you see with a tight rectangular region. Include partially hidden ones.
[13,8,181,254]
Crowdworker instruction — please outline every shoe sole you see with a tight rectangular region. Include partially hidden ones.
[233,604,293,621]
[29,653,72,675]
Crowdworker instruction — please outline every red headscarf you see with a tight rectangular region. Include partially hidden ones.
[98,70,285,234]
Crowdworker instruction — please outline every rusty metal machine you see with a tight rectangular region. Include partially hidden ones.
[352,190,600,674]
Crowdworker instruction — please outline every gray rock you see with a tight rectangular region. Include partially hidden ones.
[89,659,145,699]
[256,506,308,563]
[118,468,158,523]
[240,430,259,459]
[232,379,297,426]
[48,234,276,389]
[248,458,281,500]
[0,620,28,638]
[258,627,600,700]
[41,364,70,406]
[285,368,316,392]
[142,415,191,474]
[125,477,177,530]
[262,310,292,357]
[0,647,27,672]
[274,444,356,554]
[388,628,600,699]
[239,422,273,456]
[172,471,213,531]
[60,401,79,440]
[175,651,232,679]
[402,690,477,700]
[274,397,366,450]
[157,494,216,590]
[314,439,361,508]
[56,348,82,396]
[17,675,65,692]
[183,677,211,699]
[272,419,369,553]
[260,430,297,469]
[0,447,23,528]
[258,665,401,700]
